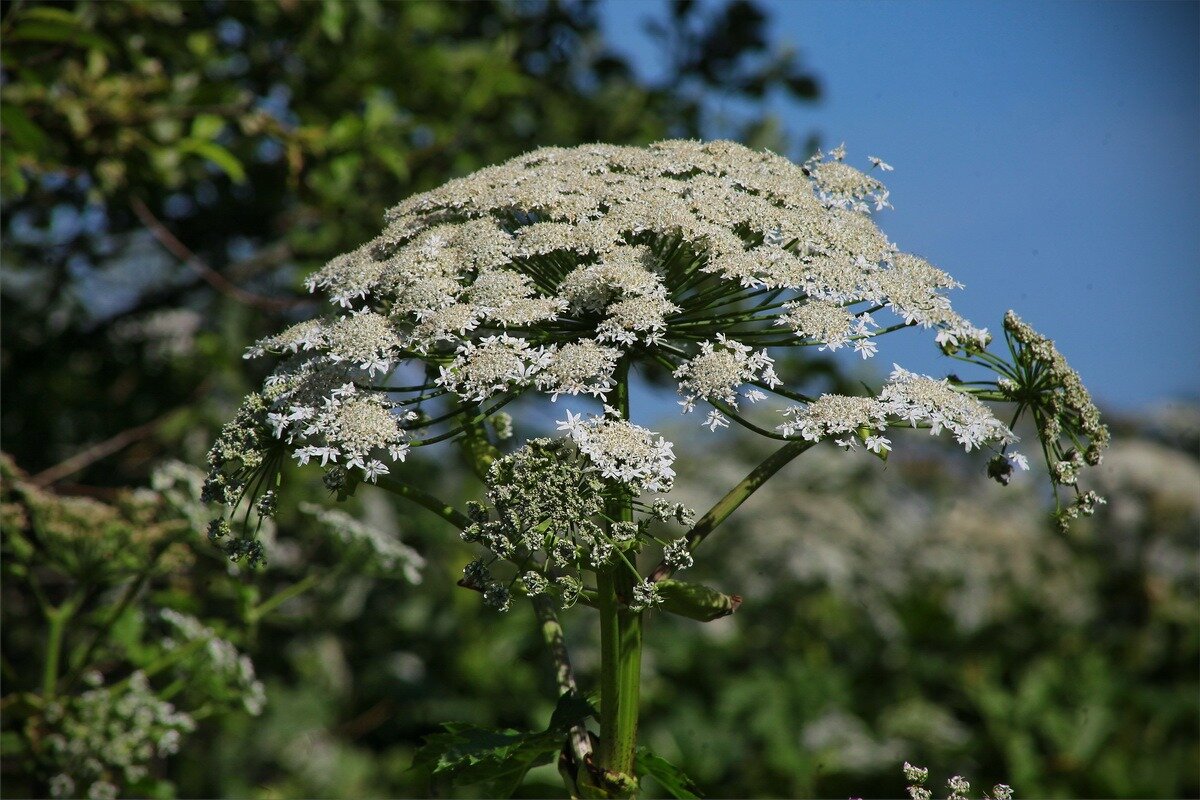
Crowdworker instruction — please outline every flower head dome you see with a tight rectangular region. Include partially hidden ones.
[207,140,1103,541]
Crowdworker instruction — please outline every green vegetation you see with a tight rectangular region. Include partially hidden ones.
[2,2,1195,798]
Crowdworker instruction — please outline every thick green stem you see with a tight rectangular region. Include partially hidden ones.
[650,438,814,582]
[597,361,642,790]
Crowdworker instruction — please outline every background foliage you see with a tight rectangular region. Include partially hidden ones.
[2,1,1196,798]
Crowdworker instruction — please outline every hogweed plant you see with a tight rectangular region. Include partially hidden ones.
[205,140,1108,797]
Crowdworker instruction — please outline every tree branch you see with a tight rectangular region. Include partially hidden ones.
[129,196,305,312]
[29,407,181,487]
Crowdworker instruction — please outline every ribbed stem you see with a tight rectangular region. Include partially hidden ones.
[597,359,642,792]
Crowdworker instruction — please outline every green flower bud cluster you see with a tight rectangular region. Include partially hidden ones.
[460,438,692,611]
[205,518,266,567]
[201,393,278,508]
[994,311,1111,525]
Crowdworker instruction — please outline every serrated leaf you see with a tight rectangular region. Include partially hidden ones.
[1,103,48,153]
[413,724,558,796]
[412,692,593,797]
[635,747,702,799]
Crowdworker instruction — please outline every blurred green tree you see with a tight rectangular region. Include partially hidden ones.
[0,0,821,484]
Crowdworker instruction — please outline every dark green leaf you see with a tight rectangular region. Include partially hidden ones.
[547,691,595,733]
[412,724,559,797]
[11,7,80,25]
[0,730,27,757]
[7,19,114,53]
[412,693,593,797]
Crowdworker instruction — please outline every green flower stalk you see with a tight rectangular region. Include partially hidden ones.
[205,140,1108,797]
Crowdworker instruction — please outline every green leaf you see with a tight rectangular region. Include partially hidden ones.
[0,730,27,758]
[319,0,347,42]
[413,724,559,797]
[655,579,741,622]
[411,692,593,797]
[7,18,114,53]
[190,114,226,141]
[547,691,595,733]
[11,7,80,25]
[176,139,246,183]
[635,747,702,799]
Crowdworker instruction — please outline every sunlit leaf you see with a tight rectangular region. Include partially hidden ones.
[176,138,246,183]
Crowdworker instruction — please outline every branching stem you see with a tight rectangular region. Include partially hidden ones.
[650,438,814,582]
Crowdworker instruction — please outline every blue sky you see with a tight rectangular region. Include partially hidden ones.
[601,0,1200,413]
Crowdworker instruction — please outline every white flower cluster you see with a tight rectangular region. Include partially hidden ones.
[901,761,1013,800]
[807,143,892,212]
[159,609,266,716]
[230,139,995,493]
[779,394,889,451]
[662,536,694,570]
[880,365,1016,452]
[210,140,1108,580]
[437,333,550,402]
[779,366,1015,455]
[262,364,410,480]
[673,333,780,420]
[777,299,879,358]
[630,578,663,612]
[535,339,623,400]
[557,409,676,493]
[559,245,680,347]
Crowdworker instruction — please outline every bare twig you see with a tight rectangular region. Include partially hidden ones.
[129,196,305,312]
[30,409,179,487]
